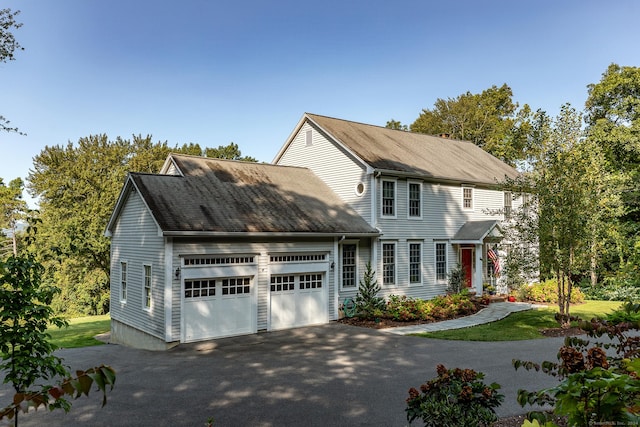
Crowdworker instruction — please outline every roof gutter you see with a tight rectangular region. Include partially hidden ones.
[162,231,381,238]
[372,168,509,189]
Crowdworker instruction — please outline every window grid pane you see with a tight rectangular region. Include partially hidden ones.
[436,243,446,281]
[184,279,216,298]
[222,277,251,295]
[382,243,395,285]
[409,243,421,283]
[342,244,357,288]
[144,265,152,308]
[382,181,395,216]
[409,183,421,217]
[504,191,512,218]
[270,275,295,292]
[300,274,322,289]
[120,262,127,301]
[463,188,473,209]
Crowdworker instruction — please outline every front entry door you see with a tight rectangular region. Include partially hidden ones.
[460,247,474,288]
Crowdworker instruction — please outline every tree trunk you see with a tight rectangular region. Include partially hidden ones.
[590,237,597,287]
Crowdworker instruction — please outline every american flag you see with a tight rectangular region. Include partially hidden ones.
[487,247,501,276]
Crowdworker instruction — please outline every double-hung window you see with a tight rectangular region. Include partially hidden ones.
[143,264,152,309]
[435,243,447,282]
[382,242,396,285]
[462,187,473,210]
[382,180,396,217]
[408,182,422,218]
[409,242,422,284]
[120,261,127,302]
[341,244,357,289]
[504,191,512,219]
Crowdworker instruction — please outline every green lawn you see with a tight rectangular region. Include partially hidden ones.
[47,314,111,349]
[414,300,623,341]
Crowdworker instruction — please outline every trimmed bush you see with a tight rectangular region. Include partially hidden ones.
[518,279,584,304]
[384,293,476,322]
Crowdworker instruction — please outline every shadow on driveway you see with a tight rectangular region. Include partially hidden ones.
[0,323,564,426]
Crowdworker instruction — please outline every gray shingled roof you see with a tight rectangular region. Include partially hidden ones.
[451,220,502,243]
[128,155,379,235]
[306,113,519,186]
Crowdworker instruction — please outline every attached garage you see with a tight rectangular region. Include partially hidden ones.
[268,253,329,330]
[181,256,258,342]
[106,154,379,350]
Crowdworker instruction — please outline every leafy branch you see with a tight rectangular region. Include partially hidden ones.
[0,365,116,421]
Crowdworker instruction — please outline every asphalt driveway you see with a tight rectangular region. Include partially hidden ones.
[1,323,565,426]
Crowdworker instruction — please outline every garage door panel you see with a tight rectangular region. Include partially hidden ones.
[270,272,327,330]
[270,293,296,330]
[182,275,255,342]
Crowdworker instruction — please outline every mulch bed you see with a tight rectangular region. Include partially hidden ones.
[337,301,587,338]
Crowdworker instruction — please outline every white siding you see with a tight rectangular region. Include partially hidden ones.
[110,191,165,339]
[277,122,373,224]
[372,177,505,299]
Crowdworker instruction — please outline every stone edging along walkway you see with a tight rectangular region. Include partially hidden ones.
[379,302,539,335]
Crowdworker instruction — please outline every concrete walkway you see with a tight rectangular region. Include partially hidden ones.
[381,301,538,335]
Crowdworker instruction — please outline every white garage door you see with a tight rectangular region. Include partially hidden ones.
[270,273,327,330]
[183,276,254,342]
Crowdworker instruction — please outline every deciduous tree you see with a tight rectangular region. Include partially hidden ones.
[410,84,538,167]
[1,8,24,134]
[0,254,115,426]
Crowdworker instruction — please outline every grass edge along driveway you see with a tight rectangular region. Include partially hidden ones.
[413,300,622,341]
[46,301,621,348]
[47,314,111,349]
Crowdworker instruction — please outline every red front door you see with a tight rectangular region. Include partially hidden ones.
[461,248,473,288]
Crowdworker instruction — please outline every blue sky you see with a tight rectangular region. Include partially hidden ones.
[2,0,639,206]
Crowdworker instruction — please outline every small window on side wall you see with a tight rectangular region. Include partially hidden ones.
[462,187,473,210]
[305,130,313,146]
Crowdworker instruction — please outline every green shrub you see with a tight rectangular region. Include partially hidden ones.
[384,293,476,322]
[518,279,584,304]
[355,263,385,319]
[447,263,466,294]
[605,300,640,325]
[406,364,503,427]
[578,276,640,301]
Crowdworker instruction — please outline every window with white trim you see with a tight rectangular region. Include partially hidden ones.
[382,242,396,285]
[408,182,422,218]
[435,242,447,282]
[143,264,152,309]
[341,244,357,288]
[409,242,422,284]
[382,180,396,217]
[462,187,473,209]
[120,262,127,302]
[504,191,512,219]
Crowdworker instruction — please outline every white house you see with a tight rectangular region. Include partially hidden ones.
[106,113,521,350]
